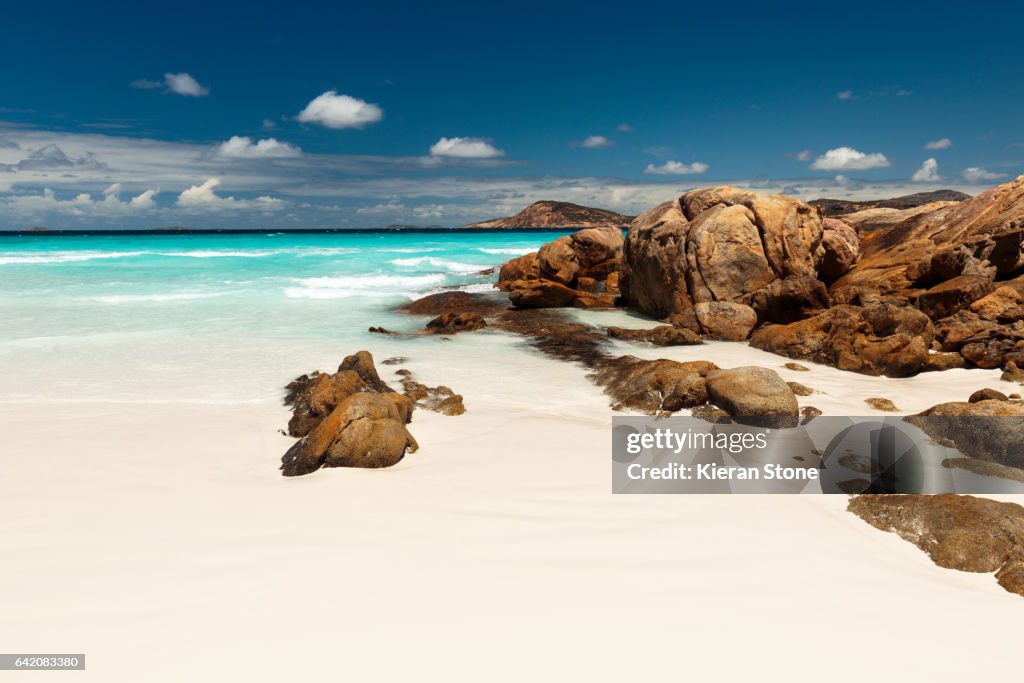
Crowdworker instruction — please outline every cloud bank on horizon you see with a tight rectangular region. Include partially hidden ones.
[1,0,1022,228]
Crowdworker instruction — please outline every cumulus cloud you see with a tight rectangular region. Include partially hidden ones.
[579,135,613,148]
[962,167,1005,182]
[176,178,284,211]
[911,158,941,182]
[810,147,891,171]
[643,160,709,175]
[429,137,504,158]
[0,144,106,172]
[215,136,301,159]
[0,184,158,216]
[296,91,383,129]
[133,73,209,97]
[924,138,952,150]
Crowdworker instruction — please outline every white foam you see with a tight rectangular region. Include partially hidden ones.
[0,250,148,265]
[390,256,485,274]
[476,247,537,255]
[81,291,234,304]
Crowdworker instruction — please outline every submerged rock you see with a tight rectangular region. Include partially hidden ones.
[425,311,487,335]
[848,494,1024,598]
[591,357,718,414]
[400,291,507,317]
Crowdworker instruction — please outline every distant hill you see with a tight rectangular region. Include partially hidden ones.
[810,190,971,217]
[465,201,633,229]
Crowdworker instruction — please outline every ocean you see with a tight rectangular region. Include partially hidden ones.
[0,230,572,405]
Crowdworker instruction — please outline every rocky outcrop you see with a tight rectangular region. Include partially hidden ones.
[833,176,1024,296]
[606,325,702,346]
[400,290,507,317]
[906,399,1024,469]
[749,303,934,377]
[621,187,825,319]
[281,352,419,476]
[704,367,799,422]
[738,276,831,325]
[499,226,623,309]
[810,190,970,217]
[848,494,1024,598]
[591,358,719,414]
[466,201,631,229]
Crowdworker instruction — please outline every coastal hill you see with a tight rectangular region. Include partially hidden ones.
[810,189,971,217]
[465,201,632,229]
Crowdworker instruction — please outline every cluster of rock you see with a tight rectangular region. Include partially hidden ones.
[280,350,464,476]
[497,226,623,309]
[490,177,1024,380]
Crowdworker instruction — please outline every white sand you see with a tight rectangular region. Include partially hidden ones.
[2,326,1023,681]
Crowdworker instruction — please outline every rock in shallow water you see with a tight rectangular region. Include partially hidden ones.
[606,325,702,346]
[848,494,1024,598]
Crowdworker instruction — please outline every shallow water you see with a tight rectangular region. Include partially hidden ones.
[0,231,567,403]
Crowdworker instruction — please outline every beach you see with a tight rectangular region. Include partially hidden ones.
[1,232,1022,681]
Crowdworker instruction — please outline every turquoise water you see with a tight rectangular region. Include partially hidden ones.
[0,231,570,403]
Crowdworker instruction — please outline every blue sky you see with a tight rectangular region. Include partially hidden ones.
[1,0,1022,228]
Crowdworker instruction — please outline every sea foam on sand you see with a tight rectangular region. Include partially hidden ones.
[1,314,1023,681]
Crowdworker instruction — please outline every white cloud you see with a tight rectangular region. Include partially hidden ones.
[836,90,855,100]
[617,123,633,133]
[911,158,941,182]
[810,147,891,171]
[215,136,301,158]
[132,73,209,97]
[962,167,1005,182]
[0,185,158,216]
[579,135,613,149]
[164,73,209,97]
[296,91,383,129]
[429,137,504,158]
[176,178,284,211]
[643,160,709,175]
[924,138,952,150]
[793,150,812,162]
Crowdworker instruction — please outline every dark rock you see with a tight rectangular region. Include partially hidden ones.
[969,388,1009,403]
[606,325,703,346]
[784,362,810,372]
[401,291,507,316]
[817,218,860,282]
[741,276,831,325]
[906,399,1024,468]
[916,274,995,320]
[923,351,968,372]
[381,356,408,365]
[425,312,487,335]
[368,326,399,335]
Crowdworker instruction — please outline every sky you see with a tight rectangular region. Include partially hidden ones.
[1,0,1023,229]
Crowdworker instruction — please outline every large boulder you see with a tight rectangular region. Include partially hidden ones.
[281,391,419,476]
[739,276,831,325]
[704,366,799,421]
[537,226,623,286]
[496,252,540,290]
[915,274,995,320]
[848,494,1024,597]
[506,279,615,309]
[816,218,860,282]
[621,187,824,318]
[693,301,758,341]
[749,303,934,377]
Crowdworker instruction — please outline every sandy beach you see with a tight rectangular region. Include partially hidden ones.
[2,315,1022,680]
